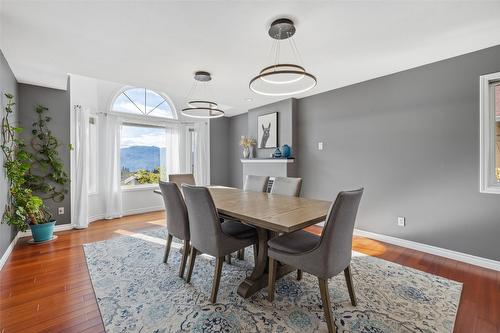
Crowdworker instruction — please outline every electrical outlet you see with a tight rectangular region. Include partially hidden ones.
[318,142,324,150]
[58,207,64,215]
[397,216,406,227]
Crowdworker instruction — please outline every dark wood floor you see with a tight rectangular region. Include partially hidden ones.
[0,211,498,333]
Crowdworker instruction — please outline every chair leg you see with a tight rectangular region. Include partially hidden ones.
[210,257,224,303]
[268,257,277,302]
[179,240,190,279]
[225,254,232,264]
[297,269,303,281]
[163,234,173,263]
[186,247,198,283]
[344,265,357,306]
[318,278,337,333]
[252,244,258,267]
[237,248,245,260]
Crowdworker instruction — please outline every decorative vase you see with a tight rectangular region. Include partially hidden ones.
[273,147,282,158]
[281,144,291,158]
[29,220,56,243]
[243,147,250,159]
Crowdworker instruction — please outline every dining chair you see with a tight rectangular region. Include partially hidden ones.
[158,181,191,279]
[270,176,302,197]
[267,188,364,333]
[182,184,258,303]
[244,175,269,192]
[235,175,269,261]
[169,173,196,187]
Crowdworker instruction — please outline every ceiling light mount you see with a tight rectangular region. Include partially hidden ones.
[268,18,296,40]
[181,71,224,119]
[249,17,317,97]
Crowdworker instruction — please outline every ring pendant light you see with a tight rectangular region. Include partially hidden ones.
[181,71,225,119]
[249,18,317,97]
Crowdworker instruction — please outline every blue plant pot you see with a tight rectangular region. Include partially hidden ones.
[30,221,56,242]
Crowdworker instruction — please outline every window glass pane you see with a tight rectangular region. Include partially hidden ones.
[120,124,166,186]
[112,92,143,115]
[148,101,174,118]
[495,85,500,181]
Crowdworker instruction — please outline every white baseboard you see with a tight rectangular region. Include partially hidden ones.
[0,232,20,271]
[17,223,75,238]
[88,214,105,223]
[354,228,500,272]
[122,206,164,217]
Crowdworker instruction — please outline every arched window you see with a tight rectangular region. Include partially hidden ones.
[112,87,176,119]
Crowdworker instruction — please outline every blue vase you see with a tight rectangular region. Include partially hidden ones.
[281,144,291,158]
[273,147,282,158]
[30,220,56,242]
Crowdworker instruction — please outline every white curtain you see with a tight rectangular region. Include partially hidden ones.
[194,122,209,185]
[72,105,89,229]
[164,125,180,180]
[102,114,123,219]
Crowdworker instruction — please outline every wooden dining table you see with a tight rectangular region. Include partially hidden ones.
[155,186,332,298]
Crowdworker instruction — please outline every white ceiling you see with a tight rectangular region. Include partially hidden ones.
[2,1,500,116]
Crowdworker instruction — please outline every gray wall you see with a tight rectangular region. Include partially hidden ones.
[0,50,18,259]
[18,83,71,226]
[210,117,230,186]
[228,113,248,188]
[296,45,500,261]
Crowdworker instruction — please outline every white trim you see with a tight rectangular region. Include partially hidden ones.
[479,72,500,194]
[354,228,500,272]
[0,232,20,271]
[122,205,164,216]
[17,224,75,238]
[240,158,295,164]
[121,184,159,192]
[88,214,105,223]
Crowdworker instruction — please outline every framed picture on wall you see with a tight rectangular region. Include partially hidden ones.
[257,112,278,149]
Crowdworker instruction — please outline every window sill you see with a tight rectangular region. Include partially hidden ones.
[122,184,160,192]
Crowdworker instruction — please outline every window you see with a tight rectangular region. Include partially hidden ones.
[479,73,500,193]
[120,124,167,187]
[87,116,98,194]
[112,88,175,119]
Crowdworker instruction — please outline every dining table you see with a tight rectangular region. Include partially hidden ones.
[155,186,332,298]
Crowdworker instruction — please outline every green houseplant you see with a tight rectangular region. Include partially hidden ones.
[1,93,49,236]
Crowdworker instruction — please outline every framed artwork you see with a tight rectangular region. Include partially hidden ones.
[257,112,278,149]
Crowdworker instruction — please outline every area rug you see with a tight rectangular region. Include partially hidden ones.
[83,228,462,333]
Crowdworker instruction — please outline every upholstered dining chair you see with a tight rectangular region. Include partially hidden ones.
[244,175,269,192]
[158,181,191,279]
[267,188,364,333]
[182,184,258,303]
[169,173,196,187]
[270,176,302,197]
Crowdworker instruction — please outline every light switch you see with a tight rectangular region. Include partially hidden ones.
[318,142,324,150]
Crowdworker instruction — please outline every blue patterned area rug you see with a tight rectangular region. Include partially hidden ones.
[83,228,462,333]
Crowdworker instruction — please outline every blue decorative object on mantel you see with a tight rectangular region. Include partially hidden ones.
[273,147,282,158]
[281,144,291,158]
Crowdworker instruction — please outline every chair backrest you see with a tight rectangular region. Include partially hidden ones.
[182,185,223,256]
[270,177,302,197]
[158,181,190,241]
[244,175,269,192]
[318,188,364,276]
[169,174,196,187]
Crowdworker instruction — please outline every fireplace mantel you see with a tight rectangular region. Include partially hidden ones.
[240,158,294,164]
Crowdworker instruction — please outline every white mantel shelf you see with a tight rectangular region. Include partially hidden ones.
[240,158,295,164]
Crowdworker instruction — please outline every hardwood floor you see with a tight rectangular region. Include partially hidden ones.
[0,212,498,333]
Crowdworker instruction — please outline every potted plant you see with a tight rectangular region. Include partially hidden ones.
[1,93,49,240]
[239,136,256,159]
[24,104,69,242]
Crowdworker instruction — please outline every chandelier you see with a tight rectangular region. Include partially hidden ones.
[181,71,225,119]
[249,18,317,97]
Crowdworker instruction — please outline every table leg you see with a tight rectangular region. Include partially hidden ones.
[237,227,295,298]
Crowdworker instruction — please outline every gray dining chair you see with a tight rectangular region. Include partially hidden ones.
[270,177,302,197]
[267,188,364,333]
[182,184,258,303]
[169,173,196,187]
[158,181,191,279]
[244,175,269,192]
